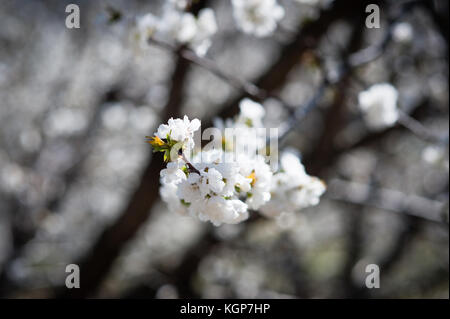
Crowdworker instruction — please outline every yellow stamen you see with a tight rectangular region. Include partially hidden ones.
[146,136,165,147]
[247,171,256,187]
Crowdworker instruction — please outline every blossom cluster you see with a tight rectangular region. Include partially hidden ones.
[259,150,326,218]
[136,0,321,49]
[148,100,326,226]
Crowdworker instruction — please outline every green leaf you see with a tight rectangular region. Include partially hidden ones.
[163,149,170,162]
[180,199,191,207]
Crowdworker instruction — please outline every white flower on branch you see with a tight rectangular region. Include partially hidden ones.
[174,150,253,226]
[358,83,399,130]
[260,150,326,218]
[147,99,326,226]
[191,195,249,226]
[161,7,198,43]
[231,0,285,37]
[422,145,449,171]
[160,159,187,184]
[136,5,217,56]
[169,0,189,10]
[190,8,219,56]
[235,153,272,210]
[392,22,413,43]
[160,182,188,216]
[237,98,266,127]
[136,13,160,45]
[154,115,200,153]
[214,98,267,156]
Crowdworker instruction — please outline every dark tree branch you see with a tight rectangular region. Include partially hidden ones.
[148,38,268,102]
[422,0,449,44]
[302,2,368,176]
[206,0,374,127]
[279,0,427,146]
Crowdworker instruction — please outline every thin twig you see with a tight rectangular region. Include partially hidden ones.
[148,38,281,104]
[398,110,449,145]
[181,153,201,175]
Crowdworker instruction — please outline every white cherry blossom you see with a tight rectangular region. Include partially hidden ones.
[155,115,200,150]
[231,0,285,37]
[136,13,160,47]
[260,150,326,218]
[358,83,399,130]
[137,5,217,56]
[237,98,265,127]
[160,159,187,184]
